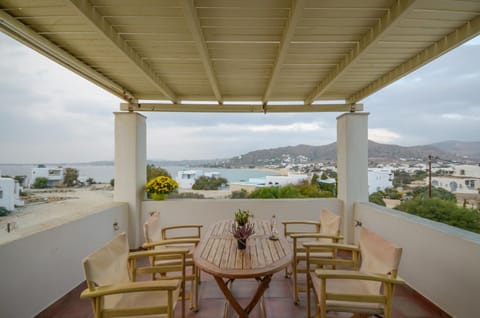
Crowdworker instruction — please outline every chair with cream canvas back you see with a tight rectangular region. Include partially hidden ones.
[143,211,202,311]
[80,232,188,318]
[304,227,404,318]
[282,208,343,304]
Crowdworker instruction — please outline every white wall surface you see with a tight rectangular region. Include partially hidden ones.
[141,198,343,240]
[355,202,480,318]
[0,203,129,318]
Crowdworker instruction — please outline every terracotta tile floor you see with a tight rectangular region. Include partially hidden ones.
[36,269,451,318]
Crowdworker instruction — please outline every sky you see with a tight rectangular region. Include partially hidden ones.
[0,32,479,164]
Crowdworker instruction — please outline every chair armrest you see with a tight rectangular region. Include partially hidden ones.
[80,280,180,299]
[315,269,405,285]
[302,242,359,252]
[282,221,321,236]
[129,247,190,259]
[282,221,322,226]
[142,238,200,249]
[291,233,343,241]
[162,224,203,240]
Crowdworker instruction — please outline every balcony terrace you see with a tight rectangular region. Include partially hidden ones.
[2,198,479,317]
[0,1,479,317]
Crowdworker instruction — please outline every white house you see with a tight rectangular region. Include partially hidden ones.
[368,168,394,194]
[432,164,480,197]
[175,170,221,189]
[0,177,24,211]
[30,165,64,188]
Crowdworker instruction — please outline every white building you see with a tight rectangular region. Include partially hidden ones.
[0,177,24,211]
[431,165,480,197]
[30,165,64,188]
[175,170,221,189]
[368,168,393,194]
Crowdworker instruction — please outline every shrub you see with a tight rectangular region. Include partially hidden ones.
[369,191,386,206]
[0,207,11,217]
[33,177,49,189]
[395,197,480,233]
[230,189,249,199]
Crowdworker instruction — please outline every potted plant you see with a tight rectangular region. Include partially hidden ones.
[234,209,252,226]
[145,176,178,200]
[231,221,255,249]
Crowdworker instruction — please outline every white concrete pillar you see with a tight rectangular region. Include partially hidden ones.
[336,112,369,243]
[114,112,147,247]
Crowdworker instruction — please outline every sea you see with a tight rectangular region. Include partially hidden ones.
[0,164,279,185]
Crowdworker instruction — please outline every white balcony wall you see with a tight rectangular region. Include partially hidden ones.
[0,203,129,318]
[355,202,480,318]
[141,198,343,237]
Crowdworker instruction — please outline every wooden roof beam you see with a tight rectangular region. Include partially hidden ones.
[348,15,480,103]
[262,0,304,104]
[181,0,223,103]
[305,0,416,105]
[121,102,363,113]
[66,0,178,102]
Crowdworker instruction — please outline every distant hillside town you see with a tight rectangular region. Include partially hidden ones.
[1,140,479,213]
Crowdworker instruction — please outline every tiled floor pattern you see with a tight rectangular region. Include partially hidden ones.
[36,269,450,318]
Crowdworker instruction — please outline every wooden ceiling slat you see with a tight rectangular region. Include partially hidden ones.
[1,0,479,107]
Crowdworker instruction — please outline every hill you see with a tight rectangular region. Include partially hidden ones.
[225,140,480,166]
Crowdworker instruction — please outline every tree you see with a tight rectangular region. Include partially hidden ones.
[33,177,49,189]
[63,168,79,187]
[146,164,171,181]
[393,170,412,187]
[192,176,228,190]
[395,197,480,234]
[369,191,386,206]
[410,186,456,201]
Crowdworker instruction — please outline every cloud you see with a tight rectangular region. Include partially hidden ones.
[1,31,480,162]
[368,129,401,143]
[246,122,322,132]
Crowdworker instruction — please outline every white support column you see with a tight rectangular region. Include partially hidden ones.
[114,112,147,248]
[336,112,369,243]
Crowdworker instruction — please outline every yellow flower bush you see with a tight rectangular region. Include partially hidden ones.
[145,176,178,195]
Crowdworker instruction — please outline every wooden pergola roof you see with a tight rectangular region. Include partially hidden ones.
[0,0,479,113]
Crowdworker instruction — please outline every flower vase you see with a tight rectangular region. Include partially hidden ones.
[237,238,247,250]
[151,193,167,200]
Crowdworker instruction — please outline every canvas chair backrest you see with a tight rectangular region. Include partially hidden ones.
[318,209,341,243]
[359,228,403,294]
[144,211,163,243]
[82,232,130,307]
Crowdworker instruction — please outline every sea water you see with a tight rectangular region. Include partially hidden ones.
[0,164,279,185]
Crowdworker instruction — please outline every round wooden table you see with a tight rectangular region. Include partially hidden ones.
[193,219,293,317]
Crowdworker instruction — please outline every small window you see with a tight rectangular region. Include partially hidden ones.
[460,169,465,175]
[0,189,3,199]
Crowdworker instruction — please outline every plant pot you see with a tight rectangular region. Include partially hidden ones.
[237,238,247,250]
[151,193,167,200]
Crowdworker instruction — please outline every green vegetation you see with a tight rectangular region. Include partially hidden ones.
[33,177,49,189]
[395,197,480,234]
[192,176,228,190]
[146,164,171,181]
[393,170,427,187]
[0,207,11,217]
[408,186,456,201]
[232,180,334,200]
[369,191,386,206]
[63,167,79,187]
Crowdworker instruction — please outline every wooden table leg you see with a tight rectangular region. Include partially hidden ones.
[214,275,273,318]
